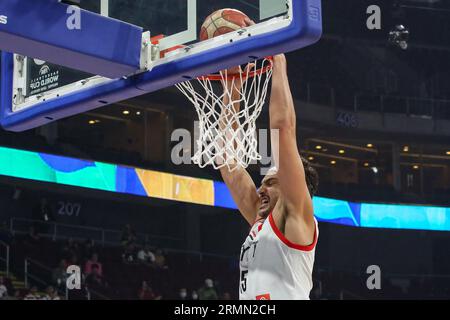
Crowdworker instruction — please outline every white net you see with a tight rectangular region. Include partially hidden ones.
[176,58,273,172]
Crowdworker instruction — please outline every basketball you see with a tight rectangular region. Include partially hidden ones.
[200,9,250,41]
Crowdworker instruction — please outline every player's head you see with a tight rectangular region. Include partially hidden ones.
[257,157,319,218]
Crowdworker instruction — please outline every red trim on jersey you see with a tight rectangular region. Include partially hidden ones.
[268,213,317,252]
[252,217,265,227]
[258,223,263,232]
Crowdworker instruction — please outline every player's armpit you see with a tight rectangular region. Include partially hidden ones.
[283,211,316,249]
[220,166,259,225]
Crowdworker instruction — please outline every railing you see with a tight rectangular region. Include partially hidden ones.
[354,93,450,118]
[8,217,240,262]
[10,217,183,249]
[0,240,10,278]
[24,258,55,291]
[300,81,450,120]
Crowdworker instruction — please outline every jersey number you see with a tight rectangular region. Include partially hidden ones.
[240,270,248,293]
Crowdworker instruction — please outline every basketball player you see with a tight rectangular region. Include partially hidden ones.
[219,52,319,300]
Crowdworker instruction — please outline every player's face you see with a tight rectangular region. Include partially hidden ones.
[257,174,280,218]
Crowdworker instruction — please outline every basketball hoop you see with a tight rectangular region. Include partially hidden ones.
[176,57,273,172]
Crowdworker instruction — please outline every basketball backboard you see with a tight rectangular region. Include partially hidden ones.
[0,0,322,131]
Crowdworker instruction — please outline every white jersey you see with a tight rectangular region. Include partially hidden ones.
[239,213,318,300]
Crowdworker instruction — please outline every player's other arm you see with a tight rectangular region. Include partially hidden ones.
[219,70,259,226]
[269,55,315,245]
[220,167,259,226]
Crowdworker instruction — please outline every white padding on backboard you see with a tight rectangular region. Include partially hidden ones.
[260,0,287,20]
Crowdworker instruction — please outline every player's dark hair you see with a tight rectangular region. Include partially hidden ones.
[301,156,319,197]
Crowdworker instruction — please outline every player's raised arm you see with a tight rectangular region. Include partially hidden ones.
[220,166,259,226]
[218,67,260,226]
[269,55,315,227]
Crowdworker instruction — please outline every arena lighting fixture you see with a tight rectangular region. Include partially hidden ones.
[308,156,314,161]
[123,110,130,115]
[371,167,378,174]
[339,149,345,154]
[315,145,322,150]
[446,151,450,156]
[367,143,374,148]
[364,162,370,167]
[136,111,141,116]
[389,25,410,50]
[403,146,409,152]
[330,160,337,165]
[413,165,420,170]
[88,120,95,125]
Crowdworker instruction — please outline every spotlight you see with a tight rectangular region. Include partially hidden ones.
[389,25,410,50]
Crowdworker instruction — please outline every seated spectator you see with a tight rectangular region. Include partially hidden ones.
[42,286,61,300]
[52,259,68,289]
[59,242,72,261]
[81,239,96,261]
[191,290,199,301]
[121,224,137,247]
[138,281,161,300]
[14,290,23,300]
[68,253,80,268]
[221,292,232,300]
[154,248,169,270]
[122,243,137,264]
[59,238,80,262]
[24,286,40,300]
[137,245,155,265]
[2,289,22,300]
[85,265,107,289]
[85,253,103,276]
[0,276,8,299]
[69,239,81,260]
[177,288,189,300]
[198,278,218,300]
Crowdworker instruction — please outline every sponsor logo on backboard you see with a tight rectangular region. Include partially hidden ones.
[39,65,51,76]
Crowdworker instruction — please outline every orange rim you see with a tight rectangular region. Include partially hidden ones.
[199,56,273,81]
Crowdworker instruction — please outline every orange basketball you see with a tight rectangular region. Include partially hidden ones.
[200,9,250,41]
